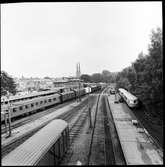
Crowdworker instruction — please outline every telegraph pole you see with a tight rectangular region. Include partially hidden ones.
[5,91,12,138]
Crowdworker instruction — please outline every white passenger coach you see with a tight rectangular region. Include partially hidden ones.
[118,88,139,108]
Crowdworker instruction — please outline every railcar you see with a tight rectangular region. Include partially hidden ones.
[84,87,92,94]
[1,93,61,122]
[97,84,102,91]
[72,88,86,98]
[2,119,69,166]
[60,90,75,102]
[1,87,99,123]
[118,88,139,108]
[1,88,64,105]
[90,85,97,92]
[110,88,115,94]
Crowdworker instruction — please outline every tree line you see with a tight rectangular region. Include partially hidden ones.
[116,27,163,120]
[80,70,117,83]
[1,71,17,96]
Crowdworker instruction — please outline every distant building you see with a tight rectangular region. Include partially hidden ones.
[53,77,83,89]
[14,77,54,93]
[14,76,84,94]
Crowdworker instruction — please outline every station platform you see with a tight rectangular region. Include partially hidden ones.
[107,95,163,165]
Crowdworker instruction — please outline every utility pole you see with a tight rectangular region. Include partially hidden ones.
[2,98,8,134]
[5,91,12,138]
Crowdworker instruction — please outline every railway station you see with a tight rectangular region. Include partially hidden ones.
[1,2,163,166]
[1,84,163,165]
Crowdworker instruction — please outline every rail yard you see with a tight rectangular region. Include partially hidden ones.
[1,2,163,166]
[1,84,163,165]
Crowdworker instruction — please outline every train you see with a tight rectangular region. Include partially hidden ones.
[1,88,64,105]
[118,88,139,108]
[2,119,69,166]
[1,85,102,122]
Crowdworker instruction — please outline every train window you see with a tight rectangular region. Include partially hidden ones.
[19,106,23,110]
[40,101,43,104]
[48,99,51,102]
[25,105,28,109]
[12,108,17,112]
[44,100,47,103]
[31,104,34,107]
[53,98,56,101]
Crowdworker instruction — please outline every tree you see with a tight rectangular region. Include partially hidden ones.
[80,74,92,82]
[116,27,163,119]
[102,70,111,83]
[44,76,51,79]
[1,71,17,96]
[91,73,102,83]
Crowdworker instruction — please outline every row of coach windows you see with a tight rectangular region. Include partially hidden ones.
[12,98,57,113]
[13,97,57,112]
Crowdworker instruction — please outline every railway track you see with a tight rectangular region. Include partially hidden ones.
[87,88,103,165]
[59,89,104,165]
[1,95,89,135]
[132,105,163,148]
[60,87,125,165]
[88,88,126,165]
[1,92,99,158]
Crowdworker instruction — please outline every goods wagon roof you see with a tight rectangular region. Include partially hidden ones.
[1,88,62,102]
[72,88,85,92]
[1,93,60,109]
[2,119,68,166]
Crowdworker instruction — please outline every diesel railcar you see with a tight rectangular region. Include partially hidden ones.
[2,119,69,166]
[118,88,139,108]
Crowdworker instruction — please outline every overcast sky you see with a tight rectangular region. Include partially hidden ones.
[1,2,162,78]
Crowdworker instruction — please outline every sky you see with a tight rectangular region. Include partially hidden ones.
[1,2,162,78]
